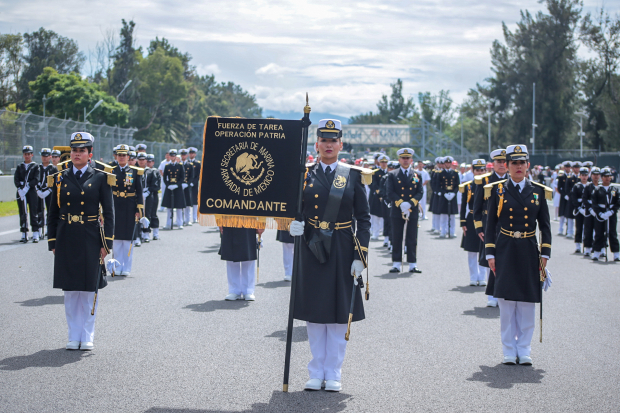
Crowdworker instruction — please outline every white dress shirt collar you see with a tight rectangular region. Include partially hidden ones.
[320,160,338,172]
[72,164,88,175]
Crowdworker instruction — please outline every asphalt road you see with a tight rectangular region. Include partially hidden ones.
[0,210,619,413]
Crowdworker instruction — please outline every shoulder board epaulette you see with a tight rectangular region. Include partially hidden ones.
[459,180,473,193]
[47,171,62,187]
[94,160,114,173]
[474,172,492,185]
[56,160,70,171]
[484,179,508,199]
[531,181,553,200]
[349,164,375,185]
[610,183,620,188]
[305,162,316,168]
[100,170,117,186]
[129,165,145,175]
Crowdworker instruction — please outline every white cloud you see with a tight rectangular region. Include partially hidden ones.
[1,0,607,117]
[196,63,221,76]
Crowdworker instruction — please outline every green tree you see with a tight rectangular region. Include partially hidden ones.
[26,67,129,125]
[107,19,138,99]
[0,34,23,107]
[17,28,84,108]
[131,47,188,142]
[350,79,416,124]
[481,0,582,150]
[579,8,620,150]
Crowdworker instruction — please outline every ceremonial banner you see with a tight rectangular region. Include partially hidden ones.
[198,116,304,229]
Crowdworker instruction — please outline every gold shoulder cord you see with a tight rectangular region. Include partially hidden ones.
[56,174,62,207]
[497,183,504,217]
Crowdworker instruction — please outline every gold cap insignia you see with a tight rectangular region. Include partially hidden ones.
[501,150,506,156]
[515,146,522,153]
[326,120,335,129]
[75,133,82,139]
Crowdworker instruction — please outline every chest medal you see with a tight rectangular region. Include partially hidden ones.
[534,193,539,205]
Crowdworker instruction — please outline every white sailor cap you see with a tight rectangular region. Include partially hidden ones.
[472,159,486,169]
[579,167,589,174]
[444,156,454,163]
[189,147,198,153]
[377,154,390,162]
[573,161,582,167]
[506,144,528,161]
[51,149,61,156]
[317,119,342,138]
[590,166,601,174]
[136,152,147,160]
[116,144,130,154]
[601,167,612,176]
[146,154,155,161]
[136,143,147,151]
[583,161,593,167]
[563,161,572,167]
[490,149,506,160]
[397,148,414,158]
[387,160,398,168]
[169,149,178,156]
[40,147,52,156]
[70,132,94,148]
[129,151,137,159]
[179,148,188,155]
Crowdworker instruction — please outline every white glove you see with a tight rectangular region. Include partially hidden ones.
[578,207,585,216]
[400,202,412,213]
[17,189,25,200]
[37,190,45,199]
[599,212,607,220]
[190,183,194,187]
[444,192,455,201]
[143,190,150,198]
[565,195,569,200]
[589,208,595,216]
[604,211,614,219]
[351,259,365,276]
[140,217,150,228]
[543,268,552,292]
[182,183,188,189]
[106,259,121,275]
[168,184,178,190]
[289,220,304,236]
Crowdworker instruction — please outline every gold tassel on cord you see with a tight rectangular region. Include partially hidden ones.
[497,183,504,217]
[198,214,293,230]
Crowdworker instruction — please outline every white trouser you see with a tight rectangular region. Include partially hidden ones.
[282,243,294,276]
[432,213,440,231]
[112,240,134,273]
[183,206,192,224]
[439,214,456,236]
[226,260,256,295]
[167,208,183,228]
[307,322,348,381]
[468,252,486,282]
[566,218,574,236]
[64,291,98,342]
[159,182,166,210]
[192,204,198,222]
[420,189,427,219]
[497,298,536,358]
[559,216,565,233]
[370,215,383,238]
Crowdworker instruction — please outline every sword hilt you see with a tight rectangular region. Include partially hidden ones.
[344,313,353,341]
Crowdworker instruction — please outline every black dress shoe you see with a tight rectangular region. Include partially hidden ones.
[389,267,400,273]
[615,258,620,262]
[409,267,422,273]
[592,257,599,261]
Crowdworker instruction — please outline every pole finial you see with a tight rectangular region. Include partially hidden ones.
[304,93,311,114]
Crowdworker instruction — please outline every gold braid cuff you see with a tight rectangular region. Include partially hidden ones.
[395,199,404,208]
[474,221,483,229]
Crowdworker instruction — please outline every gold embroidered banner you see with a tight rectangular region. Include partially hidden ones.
[198,116,304,229]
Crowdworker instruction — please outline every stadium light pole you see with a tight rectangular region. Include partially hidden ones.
[488,101,491,154]
[117,80,132,100]
[575,110,587,158]
[85,100,104,122]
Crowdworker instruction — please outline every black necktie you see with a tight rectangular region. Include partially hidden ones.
[75,170,82,180]
[325,165,335,184]
[404,169,408,178]
[325,166,331,175]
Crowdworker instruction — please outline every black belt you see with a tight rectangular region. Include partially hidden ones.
[60,214,98,224]
[307,218,352,230]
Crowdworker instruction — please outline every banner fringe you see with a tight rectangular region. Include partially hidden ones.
[198,213,293,230]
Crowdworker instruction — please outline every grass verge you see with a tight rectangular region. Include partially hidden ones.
[0,201,19,217]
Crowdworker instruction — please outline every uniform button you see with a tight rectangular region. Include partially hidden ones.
[67,192,70,195]
[315,216,318,219]
[510,208,513,211]
[315,205,318,209]
[398,181,401,183]
[310,184,313,187]
[510,223,513,227]
[81,202,84,205]
[402,187,404,190]
[315,194,318,198]
[524,215,528,219]
[410,187,412,190]
[531,200,534,203]
[510,216,513,219]
[401,194,404,197]
[67,202,70,205]
[81,192,84,195]
[525,223,529,227]
[524,207,528,211]
[504,200,508,203]
[81,212,84,215]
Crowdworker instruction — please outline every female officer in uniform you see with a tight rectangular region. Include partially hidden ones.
[289,119,371,392]
[484,144,551,366]
[47,132,114,351]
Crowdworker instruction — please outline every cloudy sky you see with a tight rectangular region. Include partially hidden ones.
[1,0,605,118]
